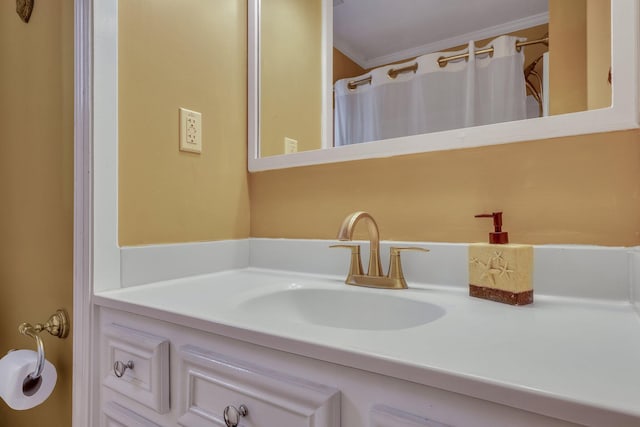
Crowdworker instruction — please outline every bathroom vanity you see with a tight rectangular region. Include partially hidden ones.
[76,2,640,427]
[91,240,640,427]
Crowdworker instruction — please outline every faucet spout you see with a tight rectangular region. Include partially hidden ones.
[337,211,383,276]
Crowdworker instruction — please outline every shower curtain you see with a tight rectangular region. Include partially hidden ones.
[334,35,527,146]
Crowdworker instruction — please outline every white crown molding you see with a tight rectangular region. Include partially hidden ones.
[333,38,368,69]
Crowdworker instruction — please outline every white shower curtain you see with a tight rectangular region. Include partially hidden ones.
[334,35,527,146]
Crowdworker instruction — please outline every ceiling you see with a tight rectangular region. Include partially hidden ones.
[333,0,548,69]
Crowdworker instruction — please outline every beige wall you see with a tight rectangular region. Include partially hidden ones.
[118,0,251,246]
[250,130,640,247]
[549,0,588,115]
[260,0,323,157]
[587,0,612,110]
[113,0,633,249]
[547,0,612,114]
[333,47,365,82]
[0,2,74,426]
[250,0,626,248]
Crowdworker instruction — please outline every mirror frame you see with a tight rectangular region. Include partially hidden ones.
[248,0,334,164]
[248,0,639,172]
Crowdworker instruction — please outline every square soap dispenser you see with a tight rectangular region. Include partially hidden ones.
[469,212,533,305]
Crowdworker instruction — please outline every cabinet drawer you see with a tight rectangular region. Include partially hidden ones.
[103,402,163,427]
[103,323,170,413]
[370,405,452,427]
[177,345,340,427]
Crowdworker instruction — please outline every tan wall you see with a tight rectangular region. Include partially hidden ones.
[333,47,365,82]
[250,130,640,247]
[260,0,323,157]
[587,0,612,110]
[0,2,74,426]
[118,0,251,246]
[549,0,588,115]
[251,2,633,248]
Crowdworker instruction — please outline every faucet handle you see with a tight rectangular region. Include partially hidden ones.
[388,247,430,286]
[390,247,430,259]
[330,244,364,281]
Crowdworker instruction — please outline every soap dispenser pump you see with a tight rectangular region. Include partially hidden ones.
[469,212,533,305]
[474,212,509,244]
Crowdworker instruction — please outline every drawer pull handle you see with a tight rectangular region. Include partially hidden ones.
[223,404,248,426]
[113,360,134,378]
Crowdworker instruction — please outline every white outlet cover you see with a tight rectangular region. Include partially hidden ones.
[179,108,202,154]
[284,137,298,154]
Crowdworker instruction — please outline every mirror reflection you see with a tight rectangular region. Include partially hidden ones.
[259,0,611,157]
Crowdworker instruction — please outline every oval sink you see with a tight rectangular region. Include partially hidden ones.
[237,288,445,330]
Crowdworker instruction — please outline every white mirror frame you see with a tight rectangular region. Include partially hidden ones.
[248,0,640,172]
[248,0,334,163]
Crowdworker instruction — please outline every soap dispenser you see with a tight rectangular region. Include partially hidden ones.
[469,212,533,305]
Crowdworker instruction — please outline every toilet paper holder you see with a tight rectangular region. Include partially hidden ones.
[17,309,69,385]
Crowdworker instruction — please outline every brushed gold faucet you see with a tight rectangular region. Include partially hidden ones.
[331,211,429,289]
[336,211,383,276]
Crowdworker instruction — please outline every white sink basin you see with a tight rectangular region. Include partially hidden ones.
[237,287,445,330]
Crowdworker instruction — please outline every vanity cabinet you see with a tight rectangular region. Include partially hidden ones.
[96,306,584,427]
[176,345,339,426]
[102,324,170,414]
[102,402,163,427]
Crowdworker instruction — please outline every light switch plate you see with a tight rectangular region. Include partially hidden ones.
[179,108,202,154]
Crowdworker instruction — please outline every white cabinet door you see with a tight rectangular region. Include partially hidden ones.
[102,323,171,414]
[102,402,163,427]
[370,405,452,427]
[177,345,340,426]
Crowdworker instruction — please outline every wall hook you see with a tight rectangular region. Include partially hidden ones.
[16,0,35,23]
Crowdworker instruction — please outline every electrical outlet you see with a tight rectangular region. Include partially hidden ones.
[284,137,298,154]
[179,108,202,153]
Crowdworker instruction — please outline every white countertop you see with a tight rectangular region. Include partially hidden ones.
[95,268,640,426]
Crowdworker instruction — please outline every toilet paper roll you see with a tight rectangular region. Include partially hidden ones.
[0,349,57,410]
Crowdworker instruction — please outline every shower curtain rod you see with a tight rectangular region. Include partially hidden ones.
[347,36,550,90]
[437,36,549,67]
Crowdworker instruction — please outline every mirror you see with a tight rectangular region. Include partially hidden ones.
[249,0,638,171]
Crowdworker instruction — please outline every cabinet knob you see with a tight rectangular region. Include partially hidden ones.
[113,360,134,378]
[223,404,248,426]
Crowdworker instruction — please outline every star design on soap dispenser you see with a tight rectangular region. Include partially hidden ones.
[470,251,514,285]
